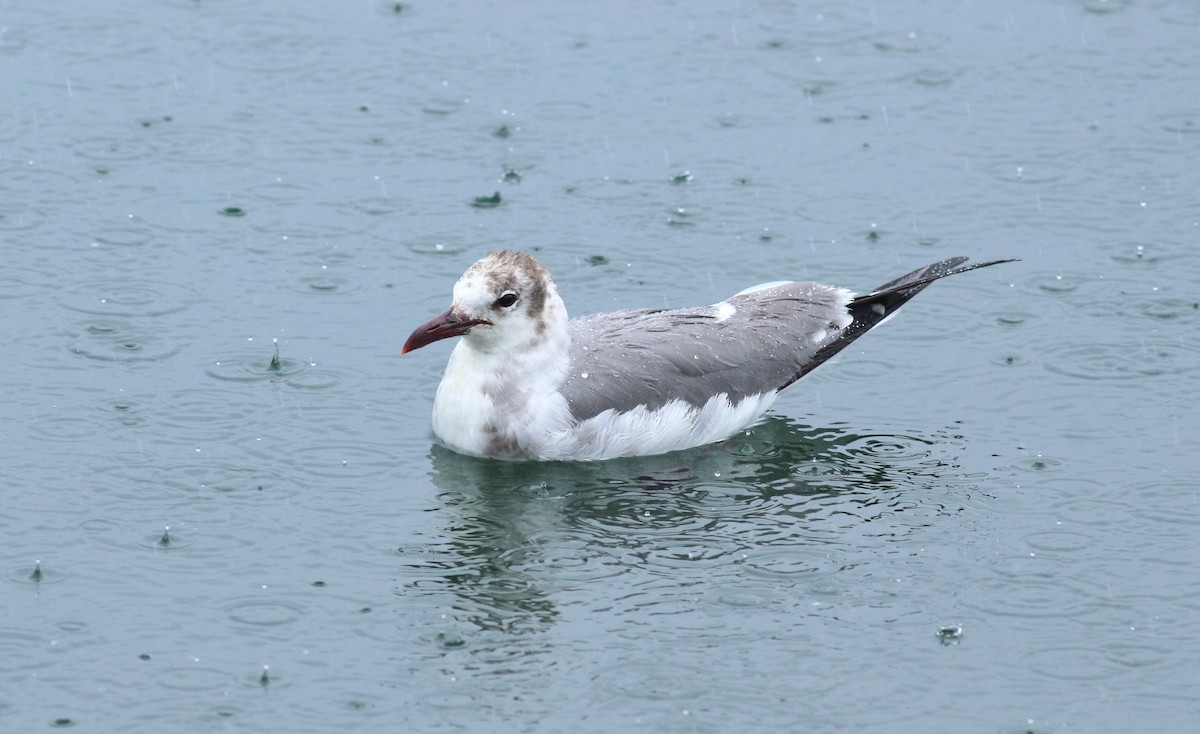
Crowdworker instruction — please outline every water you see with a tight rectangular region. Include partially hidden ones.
[3,1,1199,731]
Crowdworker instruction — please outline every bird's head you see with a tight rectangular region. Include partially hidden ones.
[403,250,565,356]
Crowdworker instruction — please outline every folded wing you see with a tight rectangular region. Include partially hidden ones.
[559,257,1017,422]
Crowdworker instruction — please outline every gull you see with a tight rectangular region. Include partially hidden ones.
[403,250,1015,461]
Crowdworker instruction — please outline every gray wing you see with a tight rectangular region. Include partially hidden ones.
[560,281,852,421]
[558,257,1019,422]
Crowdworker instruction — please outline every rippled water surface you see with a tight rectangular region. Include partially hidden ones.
[3,1,1198,732]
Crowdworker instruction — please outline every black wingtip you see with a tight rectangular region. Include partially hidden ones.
[781,256,1018,388]
[856,257,1020,303]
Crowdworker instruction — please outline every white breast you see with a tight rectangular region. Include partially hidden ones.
[431,341,574,459]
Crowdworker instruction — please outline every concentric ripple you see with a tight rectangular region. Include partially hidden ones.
[592,659,712,701]
[204,352,309,383]
[223,597,305,627]
[1040,341,1197,381]
[67,319,182,363]
[61,280,197,318]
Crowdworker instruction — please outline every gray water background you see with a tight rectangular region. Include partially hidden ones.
[3,1,1198,731]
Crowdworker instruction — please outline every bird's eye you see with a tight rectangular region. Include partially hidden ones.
[494,292,519,309]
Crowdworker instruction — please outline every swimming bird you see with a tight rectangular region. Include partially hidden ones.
[403,250,1015,461]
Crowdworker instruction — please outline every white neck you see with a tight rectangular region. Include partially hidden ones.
[430,292,572,459]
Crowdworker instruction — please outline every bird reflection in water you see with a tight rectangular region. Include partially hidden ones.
[401,415,972,644]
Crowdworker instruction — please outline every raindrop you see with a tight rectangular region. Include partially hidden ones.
[260,665,270,686]
[158,526,171,547]
[436,631,465,649]
[937,624,963,645]
[29,560,43,582]
[470,191,502,208]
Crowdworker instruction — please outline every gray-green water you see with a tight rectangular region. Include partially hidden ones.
[4,1,1198,731]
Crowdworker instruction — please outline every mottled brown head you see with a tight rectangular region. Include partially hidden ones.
[402,249,567,355]
[462,249,549,324]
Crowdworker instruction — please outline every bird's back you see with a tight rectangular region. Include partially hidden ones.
[559,281,854,421]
